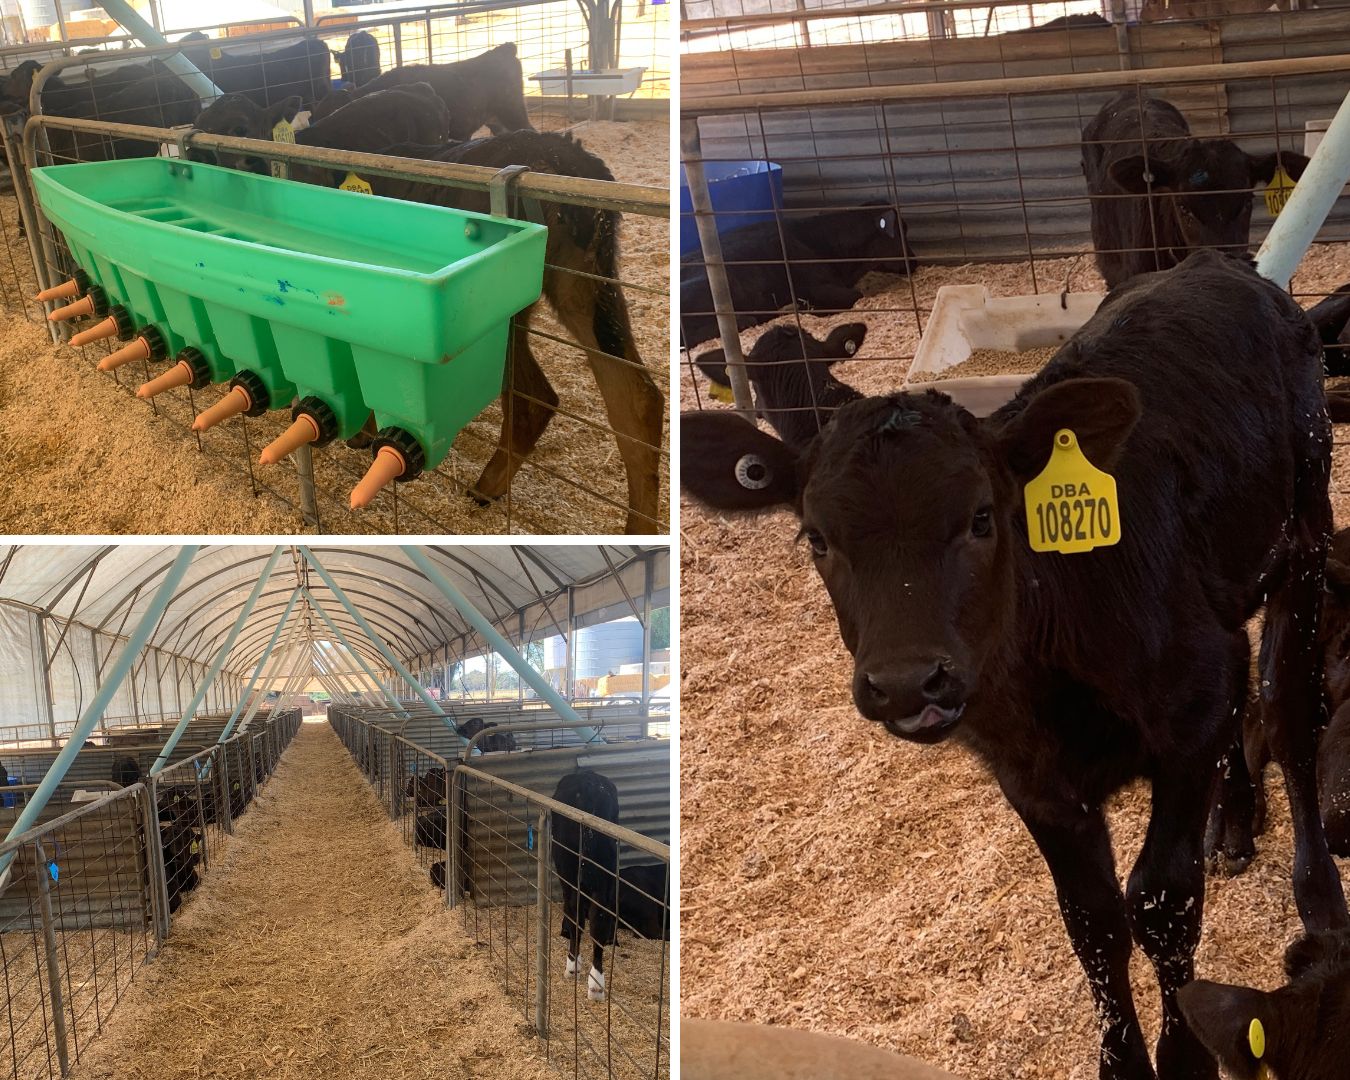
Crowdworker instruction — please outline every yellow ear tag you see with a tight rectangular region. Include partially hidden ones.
[340,172,373,195]
[209,47,222,60]
[707,382,734,403]
[1023,428,1122,554]
[269,120,295,179]
[1265,166,1296,217]
[1248,1018,1269,1079]
[190,840,200,855]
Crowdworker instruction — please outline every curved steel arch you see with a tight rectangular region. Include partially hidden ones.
[156,550,473,660]
[220,597,405,674]
[168,577,444,667]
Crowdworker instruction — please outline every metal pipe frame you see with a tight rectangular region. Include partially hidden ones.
[300,548,454,725]
[237,625,307,732]
[0,546,199,879]
[1256,88,1350,289]
[94,0,222,101]
[22,113,666,218]
[401,546,600,741]
[152,547,283,772]
[682,46,1350,114]
[303,589,409,716]
[222,587,302,741]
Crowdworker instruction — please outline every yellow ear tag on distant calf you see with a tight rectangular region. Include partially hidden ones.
[707,382,734,403]
[270,119,295,179]
[1249,1018,1270,1079]
[1023,429,1122,554]
[340,172,373,195]
[1265,166,1296,217]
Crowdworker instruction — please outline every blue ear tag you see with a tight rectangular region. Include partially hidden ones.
[527,824,535,851]
[47,861,59,883]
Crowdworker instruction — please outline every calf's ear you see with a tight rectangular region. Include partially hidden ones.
[1108,154,1176,192]
[1249,149,1311,185]
[996,377,1141,480]
[681,411,800,513]
[266,95,304,129]
[824,324,866,358]
[692,348,731,389]
[1177,980,1276,1080]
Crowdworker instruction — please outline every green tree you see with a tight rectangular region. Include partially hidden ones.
[650,607,670,651]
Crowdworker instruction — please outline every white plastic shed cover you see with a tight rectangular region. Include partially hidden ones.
[0,545,666,739]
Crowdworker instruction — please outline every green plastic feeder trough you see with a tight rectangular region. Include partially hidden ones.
[31,157,547,504]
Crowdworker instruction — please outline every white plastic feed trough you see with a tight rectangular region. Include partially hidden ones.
[906,285,1104,417]
[531,66,646,96]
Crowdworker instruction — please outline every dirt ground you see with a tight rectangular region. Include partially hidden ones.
[679,243,1350,1079]
[0,113,669,536]
[65,722,559,1080]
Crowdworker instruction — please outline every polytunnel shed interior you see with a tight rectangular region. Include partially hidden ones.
[0,543,672,1080]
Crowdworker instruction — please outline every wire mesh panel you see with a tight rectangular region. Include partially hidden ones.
[1,11,669,536]
[0,785,156,1080]
[680,48,1350,485]
[452,764,670,1080]
[333,707,671,1080]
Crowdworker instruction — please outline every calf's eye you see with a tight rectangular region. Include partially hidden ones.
[805,530,828,558]
[971,507,993,538]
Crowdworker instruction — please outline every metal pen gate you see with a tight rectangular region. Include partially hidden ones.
[332,705,671,1080]
[0,707,302,1080]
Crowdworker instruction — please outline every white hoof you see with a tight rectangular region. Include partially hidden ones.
[587,967,606,1002]
[565,955,579,978]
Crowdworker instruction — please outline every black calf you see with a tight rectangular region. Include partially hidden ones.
[552,769,620,1002]
[694,323,866,450]
[1180,930,1350,1080]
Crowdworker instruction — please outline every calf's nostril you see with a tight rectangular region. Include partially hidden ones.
[920,661,953,702]
[862,673,888,704]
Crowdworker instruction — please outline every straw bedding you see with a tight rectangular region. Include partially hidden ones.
[66,722,555,1080]
[680,242,1350,1079]
[0,114,668,536]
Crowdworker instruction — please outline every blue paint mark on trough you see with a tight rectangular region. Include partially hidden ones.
[264,295,285,307]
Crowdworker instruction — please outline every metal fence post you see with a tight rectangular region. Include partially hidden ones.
[218,745,234,836]
[534,809,550,1040]
[449,768,463,910]
[146,775,171,939]
[34,838,70,1077]
[138,785,166,947]
[442,762,453,910]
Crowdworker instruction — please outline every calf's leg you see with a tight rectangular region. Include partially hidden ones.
[1128,758,1219,1080]
[470,318,559,507]
[1261,496,1349,930]
[549,267,663,533]
[1017,804,1155,1080]
[1204,642,1257,877]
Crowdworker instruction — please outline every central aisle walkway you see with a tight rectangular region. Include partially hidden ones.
[70,721,555,1080]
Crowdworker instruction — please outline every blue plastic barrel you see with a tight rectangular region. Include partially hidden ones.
[3,775,17,810]
[679,161,784,256]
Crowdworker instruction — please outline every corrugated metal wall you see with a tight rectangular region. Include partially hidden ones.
[688,11,1350,261]
[459,742,671,906]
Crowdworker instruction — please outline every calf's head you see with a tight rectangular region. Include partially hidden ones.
[191,92,302,174]
[1109,140,1309,260]
[1179,930,1350,1080]
[681,376,1140,742]
[694,323,867,407]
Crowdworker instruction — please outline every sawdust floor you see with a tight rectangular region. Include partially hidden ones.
[679,242,1350,1080]
[0,113,669,536]
[66,722,555,1080]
